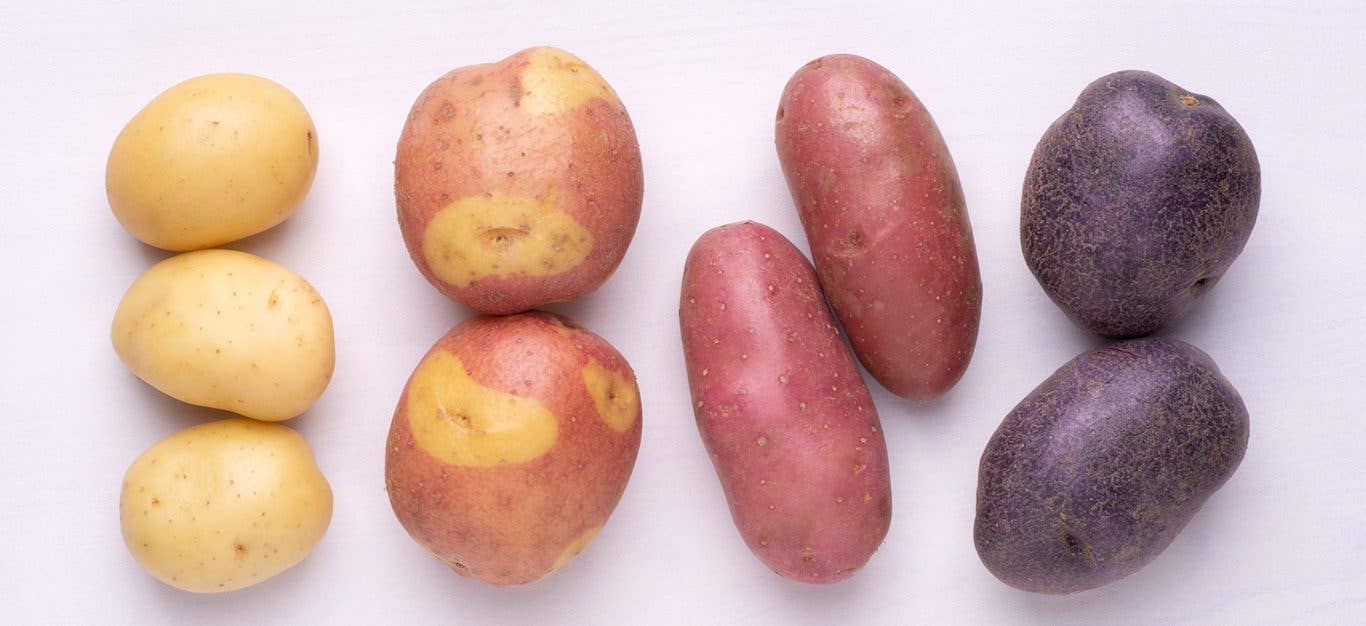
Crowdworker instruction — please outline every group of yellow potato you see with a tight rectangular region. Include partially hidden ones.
[109,75,335,592]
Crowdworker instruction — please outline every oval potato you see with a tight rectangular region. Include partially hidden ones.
[385,312,642,586]
[395,46,643,314]
[975,338,1249,593]
[679,221,892,583]
[106,73,319,251]
[111,249,335,422]
[120,418,333,592]
[776,54,982,401]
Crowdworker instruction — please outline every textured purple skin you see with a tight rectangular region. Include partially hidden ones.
[974,338,1248,594]
[1022,71,1260,338]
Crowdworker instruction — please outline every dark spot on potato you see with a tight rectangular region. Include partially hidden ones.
[480,227,528,249]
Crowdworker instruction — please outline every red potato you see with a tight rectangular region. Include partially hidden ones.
[679,221,891,584]
[776,54,982,401]
[395,46,643,314]
[385,312,641,586]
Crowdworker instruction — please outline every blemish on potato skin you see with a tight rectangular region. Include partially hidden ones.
[421,190,593,288]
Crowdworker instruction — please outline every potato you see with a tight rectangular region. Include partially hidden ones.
[120,418,333,593]
[106,73,319,251]
[385,312,641,586]
[775,54,982,402]
[1022,71,1260,337]
[975,338,1248,593]
[679,221,891,583]
[111,249,334,422]
[394,46,643,314]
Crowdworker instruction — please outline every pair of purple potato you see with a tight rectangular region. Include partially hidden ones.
[988,70,1258,593]
[681,59,1258,594]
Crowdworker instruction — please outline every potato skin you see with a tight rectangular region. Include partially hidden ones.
[679,221,891,584]
[120,418,333,593]
[385,312,641,586]
[395,46,643,314]
[111,249,335,422]
[106,73,319,251]
[1021,70,1260,337]
[776,54,981,402]
[974,338,1248,594]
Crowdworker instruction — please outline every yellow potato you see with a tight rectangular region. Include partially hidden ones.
[106,73,319,251]
[120,418,333,593]
[112,249,334,421]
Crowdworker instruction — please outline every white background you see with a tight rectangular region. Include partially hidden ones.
[1,1,1362,623]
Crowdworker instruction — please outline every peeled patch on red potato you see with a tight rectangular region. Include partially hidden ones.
[776,54,982,401]
[679,221,892,584]
[395,46,643,314]
[385,312,642,586]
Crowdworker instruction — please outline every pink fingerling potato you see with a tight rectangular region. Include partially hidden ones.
[679,221,892,584]
[776,54,982,401]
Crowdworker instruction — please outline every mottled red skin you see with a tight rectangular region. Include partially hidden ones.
[679,221,892,584]
[1022,70,1260,337]
[776,54,981,402]
[385,312,642,586]
[395,47,644,314]
[975,338,1248,594]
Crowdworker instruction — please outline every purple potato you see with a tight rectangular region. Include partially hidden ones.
[1022,71,1260,337]
[974,338,1248,594]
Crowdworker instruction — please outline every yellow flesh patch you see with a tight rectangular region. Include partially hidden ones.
[519,47,619,116]
[422,191,593,288]
[548,526,602,575]
[582,359,639,432]
[406,350,558,467]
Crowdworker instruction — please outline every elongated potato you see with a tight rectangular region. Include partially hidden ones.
[395,46,643,314]
[120,418,333,592]
[776,54,981,401]
[679,221,891,583]
[111,249,335,421]
[386,312,641,586]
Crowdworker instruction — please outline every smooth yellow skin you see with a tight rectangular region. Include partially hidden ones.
[581,359,639,432]
[421,190,593,288]
[519,47,620,115]
[111,249,334,422]
[405,350,558,467]
[106,73,319,251]
[120,419,333,593]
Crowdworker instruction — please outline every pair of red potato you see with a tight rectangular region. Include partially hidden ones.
[681,55,981,583]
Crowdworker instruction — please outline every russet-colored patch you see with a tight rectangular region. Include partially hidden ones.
[518,47,619,116]
[407,350,558,467]
[421,190,593,288]
[582,359,639,432]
